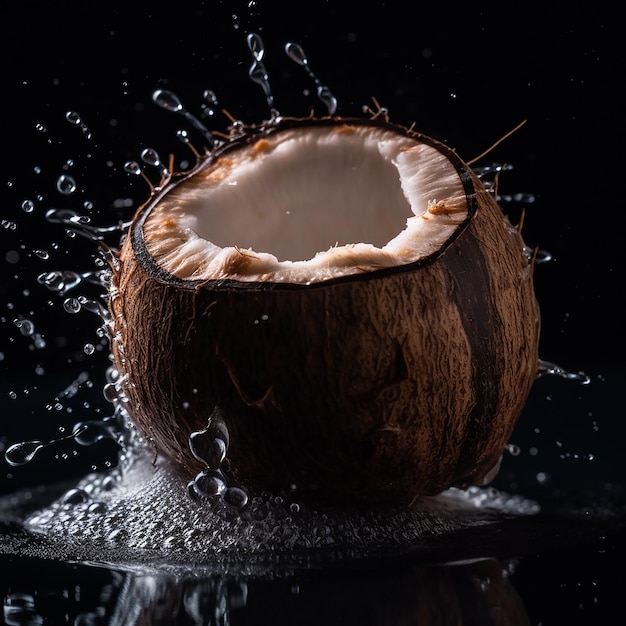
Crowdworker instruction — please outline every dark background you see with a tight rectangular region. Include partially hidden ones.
[0,2,624,624]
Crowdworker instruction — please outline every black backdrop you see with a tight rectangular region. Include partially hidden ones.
[0,2,625,623]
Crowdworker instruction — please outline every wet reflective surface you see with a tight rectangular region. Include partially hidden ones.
[1,481,624,625]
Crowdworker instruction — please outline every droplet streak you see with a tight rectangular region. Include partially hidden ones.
[65,110,92,139]
[247,33,276,113]
[73,420,117,446]
[284,41,337,115]
[537,359,591,384]
[45,208,127,240]
[38,269,109,295]
[152,88,217,147]
[4,422,92,467]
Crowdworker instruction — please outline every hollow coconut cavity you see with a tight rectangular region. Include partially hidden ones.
[110,117,540,507]
[143,123,468,283]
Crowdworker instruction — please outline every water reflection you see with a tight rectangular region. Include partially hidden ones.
[2,556,529,625]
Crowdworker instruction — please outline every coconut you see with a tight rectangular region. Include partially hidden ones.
[108,116,540,506]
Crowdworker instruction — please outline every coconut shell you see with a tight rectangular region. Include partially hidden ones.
[108,117,540,506]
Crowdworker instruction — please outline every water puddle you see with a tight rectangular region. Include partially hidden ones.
[0,443,541,569]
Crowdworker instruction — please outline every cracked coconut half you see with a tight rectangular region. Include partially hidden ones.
[109,117,540,506]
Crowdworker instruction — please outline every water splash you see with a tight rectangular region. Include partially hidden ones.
[13,438,541,567]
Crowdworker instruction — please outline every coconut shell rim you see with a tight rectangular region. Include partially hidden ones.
[127,115,481,292]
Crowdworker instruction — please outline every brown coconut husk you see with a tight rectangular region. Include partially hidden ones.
[108,116,540,506]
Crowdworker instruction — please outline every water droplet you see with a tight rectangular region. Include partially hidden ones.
[190,432,227,468]
[140,147,168,177]
[101,475,118,491]
[14,318,35,336]
[103,382,121,403]
[4,440,44,466]
[152,88,184,113]
[284,42,307,66]
[21,199,35,213]
[247,33,265,61]
[63,297,82,314]
[506,443,521,456]
[88,501,107,514]
[224,486,249,508]
[124,161,142,176]
[533,248,553,264]
[33,248,49,260]
[192,468,227,498]
[62,487,89,505]
[189,408,230,467]
[56,174,77,195]
[203,89,218,106]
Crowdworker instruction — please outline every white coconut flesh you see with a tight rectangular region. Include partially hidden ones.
[144,124,469,283]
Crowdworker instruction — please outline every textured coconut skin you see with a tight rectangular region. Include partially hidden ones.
[109,118,540,506]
